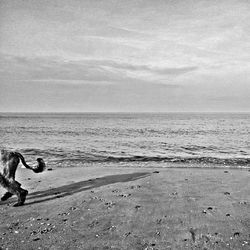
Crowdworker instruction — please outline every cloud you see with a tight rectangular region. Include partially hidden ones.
[0,0,250,112]
[101,60,198,75]
[0,54,198,84]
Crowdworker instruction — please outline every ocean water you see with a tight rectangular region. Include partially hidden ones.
[0,113,249,168]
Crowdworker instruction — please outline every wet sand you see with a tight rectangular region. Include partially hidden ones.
[0,166,249,250]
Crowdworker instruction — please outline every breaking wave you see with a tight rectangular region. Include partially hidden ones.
[18,148,250,168]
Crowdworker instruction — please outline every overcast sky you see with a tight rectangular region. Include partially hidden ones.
[0,0,250,112]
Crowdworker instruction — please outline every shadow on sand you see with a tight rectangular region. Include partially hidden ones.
[1,172,150,206]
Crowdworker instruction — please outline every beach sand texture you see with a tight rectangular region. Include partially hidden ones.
[0,166,249,250]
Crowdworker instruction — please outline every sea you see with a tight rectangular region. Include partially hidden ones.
[0,113,249,169]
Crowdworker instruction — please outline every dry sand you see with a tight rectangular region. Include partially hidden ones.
[0,166,249,250]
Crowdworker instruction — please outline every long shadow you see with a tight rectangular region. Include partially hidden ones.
[1,172,150,206]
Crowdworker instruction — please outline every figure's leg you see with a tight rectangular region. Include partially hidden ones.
[13,188,28,207]
[1,192,13,201]
[8,180,28,207]
[0,174,14,200]
[0,174,28,206]
[0,175,19,201]
[0,173,12,195]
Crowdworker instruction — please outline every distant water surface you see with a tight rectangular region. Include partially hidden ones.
[0,113,249,168]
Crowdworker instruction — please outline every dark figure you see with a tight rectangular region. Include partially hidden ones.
[0,149,46,206]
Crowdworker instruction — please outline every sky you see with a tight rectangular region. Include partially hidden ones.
[0,0,250,112]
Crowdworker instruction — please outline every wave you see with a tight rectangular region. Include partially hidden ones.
[85,155,250,166]
[15,148,250,167]
[52,154,250,167]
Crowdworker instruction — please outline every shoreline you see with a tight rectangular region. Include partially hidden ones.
[0,166,249,249]
[45,162,250,170]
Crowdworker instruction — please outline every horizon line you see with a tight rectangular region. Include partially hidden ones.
[1,111,250,114]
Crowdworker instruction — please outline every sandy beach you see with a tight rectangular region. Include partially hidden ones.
[0,166,249,250]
